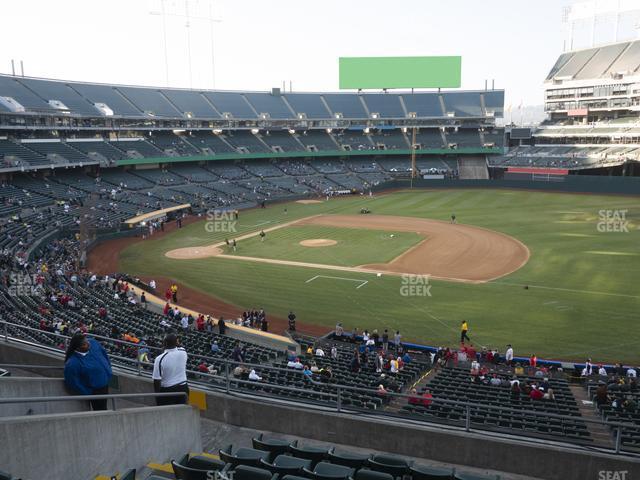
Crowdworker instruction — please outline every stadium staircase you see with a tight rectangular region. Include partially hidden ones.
[569,384,617,449]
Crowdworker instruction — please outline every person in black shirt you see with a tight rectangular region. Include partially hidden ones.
[288,311,296,331]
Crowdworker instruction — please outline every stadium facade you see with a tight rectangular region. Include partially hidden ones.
[0,74,503,179]
[497,39,640,178]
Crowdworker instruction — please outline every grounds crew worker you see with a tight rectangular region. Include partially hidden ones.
[460,320,470,344]
[153,333,189,405]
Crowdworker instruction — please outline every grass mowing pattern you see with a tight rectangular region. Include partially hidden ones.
[120,190,640,363]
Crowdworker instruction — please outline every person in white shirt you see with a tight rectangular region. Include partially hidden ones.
[505,345,514,365]
[584,359,593,376]
[287,358,304,369]
[249,369,262,381]
[598,365,608,376]
[152,334,188,405]
[149,280,156,291]
[180,315,189,330]
[470,360,480,374]
[627,367,637,378]
[390,358,399,374]
[330,346,338,359]
[315,348,325,357]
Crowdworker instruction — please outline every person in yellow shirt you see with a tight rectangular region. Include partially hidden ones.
[460,320,470,344]
[170,283,178,303]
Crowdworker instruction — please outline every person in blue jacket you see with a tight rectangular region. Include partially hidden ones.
[64,333,113,410]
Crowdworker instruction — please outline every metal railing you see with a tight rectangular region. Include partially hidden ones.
[2,320,638,456]
[1,320,303,378]
[0,392,187,411]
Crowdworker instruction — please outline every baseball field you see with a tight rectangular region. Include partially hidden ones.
[115,189,640,364]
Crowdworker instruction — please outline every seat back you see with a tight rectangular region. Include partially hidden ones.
[312,461,355,480]
[327,451,370,469]
[367,458,409,477]
[252,436,291,458]
[171,460,211,480]
[290,445,328,466]
[187,456,226,471]
[410,465,453,480]
[233,465,274,480]
[120,469,136,480]
[355,469,394,480]
[264,455,312,474]
[219,446,238,466]
[454,473,496,480]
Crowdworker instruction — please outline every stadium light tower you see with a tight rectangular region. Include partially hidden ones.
[149,0,222,89]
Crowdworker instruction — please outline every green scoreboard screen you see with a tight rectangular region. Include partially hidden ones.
[339,56,461,89]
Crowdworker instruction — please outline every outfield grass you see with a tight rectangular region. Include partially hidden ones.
[120,189,640,363]
[230,225,424,266]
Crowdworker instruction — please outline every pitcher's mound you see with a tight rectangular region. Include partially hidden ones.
[296,200,323,204]
[299,239,337,247]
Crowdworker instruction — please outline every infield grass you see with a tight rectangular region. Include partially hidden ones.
[229,225,424,266]
[119,189,640,363]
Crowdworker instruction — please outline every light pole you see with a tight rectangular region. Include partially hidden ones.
[149,0,221,89]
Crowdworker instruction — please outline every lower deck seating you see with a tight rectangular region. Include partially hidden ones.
[414,366,590,444]
[137,434,503,480]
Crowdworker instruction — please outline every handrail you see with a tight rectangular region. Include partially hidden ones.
[0,392,187,405]
[0,363,63,370]
[0,320,305,378]
[1,320,636,455]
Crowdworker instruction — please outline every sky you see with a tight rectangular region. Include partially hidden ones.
[1,0,637,108]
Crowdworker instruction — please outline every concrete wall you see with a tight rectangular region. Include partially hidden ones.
[0,377,89,417]
[373,176,640,195]
[0,405,201,480]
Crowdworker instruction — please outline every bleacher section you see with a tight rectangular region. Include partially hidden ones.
[284,93,332,119]
[416,366,591,444]
[112,139,165,158]
[501,39,640,172]
[22,141,90,163]
[147,132,200,156]
[0,75,503,123]
[546,40,640,81]
[368,130,409,150]
[414,129,445,148]
[446,129,482,148]
[66,139,129,161]
[297,130,339,151]
[225,131,271,153]
[0,138,46,166]
[187,131,236,154]
[245,93,293,119]
[261,131,305,152]
[322,94,368,119]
